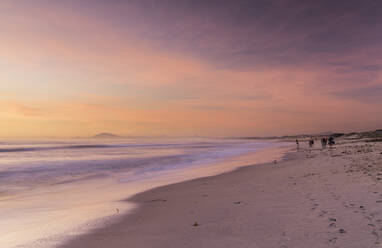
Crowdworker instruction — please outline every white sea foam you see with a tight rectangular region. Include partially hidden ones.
[0,138,289,248]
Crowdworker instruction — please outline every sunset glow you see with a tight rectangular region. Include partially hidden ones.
[1,0,381,137]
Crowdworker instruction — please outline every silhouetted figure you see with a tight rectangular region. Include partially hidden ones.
[328,136,335,148]
[296,139,299,149]
[309,137,314,148]
[321,137,327,149]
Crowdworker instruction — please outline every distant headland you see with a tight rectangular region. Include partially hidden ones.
[92,133,123,139]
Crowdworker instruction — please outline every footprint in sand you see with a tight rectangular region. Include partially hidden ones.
[311,203,319,210]
[318,210,328,217]
[339,228,346,233]
[372,230,380,244]
[329,222,336,228]
[328,237,337,243]
[278,232,290,248]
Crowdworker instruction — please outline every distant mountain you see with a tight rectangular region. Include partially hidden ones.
[92,133,122,139]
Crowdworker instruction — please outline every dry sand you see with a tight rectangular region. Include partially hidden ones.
[61,139,382,248]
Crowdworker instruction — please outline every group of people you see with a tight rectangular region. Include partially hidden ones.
[295,136,335,150]
[320,137,334,148]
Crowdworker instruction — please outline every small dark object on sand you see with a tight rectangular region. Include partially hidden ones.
[233,201,241,204]
[329,218,337,222]
[339,228,346,233]
[149,198,167,202]
[360,205,365,209]
[192,222,199,227]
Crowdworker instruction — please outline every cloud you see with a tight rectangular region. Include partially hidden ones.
[332,85,382,103]
[1,0,382,137]
[89,0,382,69]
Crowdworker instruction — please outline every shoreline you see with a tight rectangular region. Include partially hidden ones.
[60,139,382,248]
[56,143,292,248]
[2,140,288,248]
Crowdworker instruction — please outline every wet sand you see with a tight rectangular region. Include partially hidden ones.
[61,139,382,248]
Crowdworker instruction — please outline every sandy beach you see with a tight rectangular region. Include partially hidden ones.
[59,138,382,248]
[4,1,382,248]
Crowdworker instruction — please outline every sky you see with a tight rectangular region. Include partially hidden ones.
[1,0,382,138]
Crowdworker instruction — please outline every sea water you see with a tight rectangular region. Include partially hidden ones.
[0,138,288,248]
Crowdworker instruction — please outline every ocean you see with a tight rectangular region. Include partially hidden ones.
[0,138,288,248]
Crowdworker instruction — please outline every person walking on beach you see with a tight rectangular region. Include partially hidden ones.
[328,136,335,148]
[321,137,327,149]
[296,139,299,150]
[309,137,314,148]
